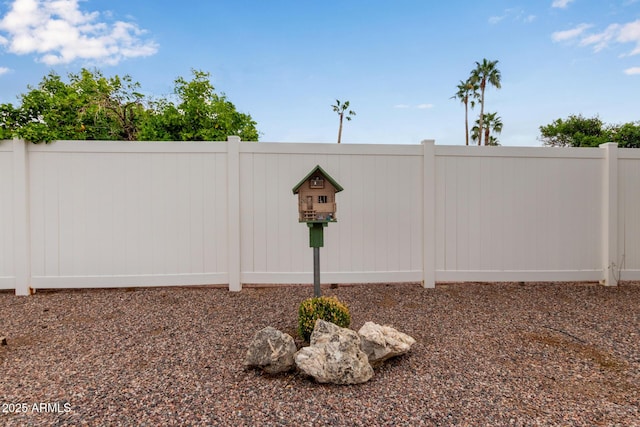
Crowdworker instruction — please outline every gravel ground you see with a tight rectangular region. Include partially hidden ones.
[1,282,639,426]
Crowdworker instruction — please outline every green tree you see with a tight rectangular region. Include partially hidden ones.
[470,59,501,146]
[332,99,355,144]
[0,69,145,143]
[0,68,259,143]
[138,70,259,142]
[539,115,608,147]
[11,71,83,143]
[608,121,640,148]
[137,98,183,141]
[67,69,146,141]
[0,103,19,140]
[77,70,145,141]
[451,78,479,146]
[540,115,640,148]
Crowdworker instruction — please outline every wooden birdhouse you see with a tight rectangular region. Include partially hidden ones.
[292,165,343,223]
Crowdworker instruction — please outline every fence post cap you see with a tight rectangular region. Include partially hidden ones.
[599,142,617,148]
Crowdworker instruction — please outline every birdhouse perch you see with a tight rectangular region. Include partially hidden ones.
[292,165,344,224]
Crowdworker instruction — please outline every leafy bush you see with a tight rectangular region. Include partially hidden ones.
[297,296,351,342]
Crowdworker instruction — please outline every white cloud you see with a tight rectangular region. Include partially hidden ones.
[488,9,535,25]
[552,0,575,8]
[551,23,592,42]
[616,19,640,55]
[554,19,640,75]
[0,0,158,65]
[0,66,9,75]
[579,23,620,52]
[566,19,640,56]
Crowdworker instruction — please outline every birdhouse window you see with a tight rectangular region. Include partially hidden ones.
[310,177,324,189]
[318,195,328,203]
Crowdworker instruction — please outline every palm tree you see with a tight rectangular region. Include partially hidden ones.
[332,99,356,144]
[483,112,503,146]
[451,78,479,146]
[486,135,500,146]
[471,112,503,146]
[471,124,480,145]
[470,59,501,146]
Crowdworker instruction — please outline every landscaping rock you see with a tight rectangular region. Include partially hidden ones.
[358,321,416,366]
[244,327,297,374]
[294,320,373,384]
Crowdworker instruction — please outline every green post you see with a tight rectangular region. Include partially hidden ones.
[308,222,326,297]
[308,222,327,248]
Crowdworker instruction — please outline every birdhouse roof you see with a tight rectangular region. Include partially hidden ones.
[292,165,344,194]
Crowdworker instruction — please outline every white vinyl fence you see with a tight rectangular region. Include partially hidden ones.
[1,138,638,295]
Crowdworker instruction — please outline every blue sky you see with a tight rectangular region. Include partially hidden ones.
[0,0,639,146]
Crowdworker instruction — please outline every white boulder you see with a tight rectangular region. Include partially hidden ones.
[245,326,297,374]
[294,320,373,384]
[358,321,416,366]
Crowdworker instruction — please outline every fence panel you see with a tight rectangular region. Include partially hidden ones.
[619,150,640,279]
[27,141,230,289]
[238,143,424,284]
[0,143,13,289]
[434,147,603,282]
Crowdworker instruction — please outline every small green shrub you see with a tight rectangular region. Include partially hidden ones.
[297,296,351,342]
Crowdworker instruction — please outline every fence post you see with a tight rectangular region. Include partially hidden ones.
[227,136,242,291]
[13,139,31,296]
[422,140,436,288]
[601,142,619,286]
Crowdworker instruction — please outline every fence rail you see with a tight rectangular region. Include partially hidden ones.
[1,138,638,295]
